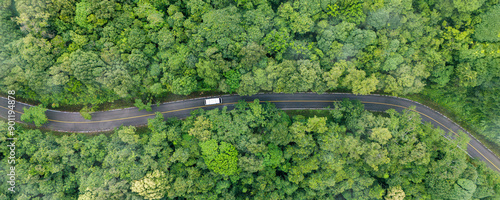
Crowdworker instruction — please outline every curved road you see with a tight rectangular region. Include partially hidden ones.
[1,93,499,173]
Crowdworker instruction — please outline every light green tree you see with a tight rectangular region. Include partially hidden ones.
[200,139,239,176]
[189,115,213,142]
[117,126,140,145]
[323,61,348,90]
[453,0,485,12]
[385,186,405,200]
[134,99,153,112]
[474,5,500,42]
[370,127,392,145]
[131,170,170,200]
[79,105,96,120]
[342,67,379,95]
[327,0,366,25]
[263,143,284,168]
[364,143,389,171]
[306,116,328,134]
[21,105,48,127]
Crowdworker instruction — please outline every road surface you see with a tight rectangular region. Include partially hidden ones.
[1,93,499,173]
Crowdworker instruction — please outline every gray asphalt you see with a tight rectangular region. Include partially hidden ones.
[1,93,499,173]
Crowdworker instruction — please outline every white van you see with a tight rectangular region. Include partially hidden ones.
[205,98,222,105]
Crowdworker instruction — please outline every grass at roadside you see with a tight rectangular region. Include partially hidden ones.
[403,94,500,158]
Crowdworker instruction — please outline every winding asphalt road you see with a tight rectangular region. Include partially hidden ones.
[1,93,499,173]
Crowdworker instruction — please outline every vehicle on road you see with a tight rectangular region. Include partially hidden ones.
[205,98,222,105]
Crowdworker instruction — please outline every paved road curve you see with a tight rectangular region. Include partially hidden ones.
[1,93,499,173]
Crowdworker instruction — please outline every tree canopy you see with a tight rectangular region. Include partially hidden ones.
[20,105,48,127]
[0,0,500,185]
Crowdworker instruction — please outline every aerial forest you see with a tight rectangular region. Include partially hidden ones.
[0,0,500,147]
[1,100,500,199]
[0,0,499,146]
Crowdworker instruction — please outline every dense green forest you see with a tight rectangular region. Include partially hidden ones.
[0,0,499,152]
[1,100,500,199]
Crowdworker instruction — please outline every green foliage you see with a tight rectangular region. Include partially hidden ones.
[452,178,477,199]
[79,105,94,120]
[14,0,51,35]
[474,5,500,42]
[223,70,241,94]
[370,127,392,145]
[21,105,48,127]
[75,1,92,29]
[188,115,213,141]
[262,29,290,55]
[70,50,105,85]
[382,53,404,71]
[134,99,153,112]
[131,170,169,199]
[200,139,239,176]
[342,67,379,95]
[453,0,485,12]
[0,0,499,161]
[276,2,314,34]
[171,76,197,95]
[366,8,390,30]
[323,60,347,90]
[117,126,140,145]
[297,60,327,93]
[198,6,242,51]
[263,143,284,168]
[238,42,266,70]
[327,0,366,24]
[385,186,405,200]
[134,2,164,30]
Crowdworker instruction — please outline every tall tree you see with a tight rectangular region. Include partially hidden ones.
[474,5,500,42]
[199,139,239,176]
[131,170,171,200]
[21,105,48,127]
